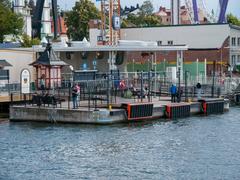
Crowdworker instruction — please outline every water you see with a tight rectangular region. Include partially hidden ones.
[1,108,240,180]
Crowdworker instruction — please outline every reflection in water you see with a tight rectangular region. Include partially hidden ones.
[0,109,240,179]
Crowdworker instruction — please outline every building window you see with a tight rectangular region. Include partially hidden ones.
[166,18,169,22]
[168,41,173,45]
[238,55,240,63]
[157,41,162,46]
[238,37,240,46]
[232,37,236,46]
[231,55,236,65]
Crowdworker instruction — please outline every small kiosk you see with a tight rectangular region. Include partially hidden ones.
[30,43,68,89]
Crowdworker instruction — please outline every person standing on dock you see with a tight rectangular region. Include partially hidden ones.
[76,83,80,107]
[196,82,202,100]
[72,84,78,109]
[40,74,45,93]
[170,84,177,103]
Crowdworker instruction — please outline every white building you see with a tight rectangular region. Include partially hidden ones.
[90,23,240,67]
[41,0,52,38]
[13,0,32,37]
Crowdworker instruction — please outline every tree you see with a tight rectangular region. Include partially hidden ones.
[0,2,24,42]
[125,13,161,27]
[21,34,40,47]
[65,0,100,41]
[139,0,154,16]
[227,13,240,26]
[0,0,11,8]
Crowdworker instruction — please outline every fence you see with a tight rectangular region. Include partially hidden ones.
[2,71,240,109]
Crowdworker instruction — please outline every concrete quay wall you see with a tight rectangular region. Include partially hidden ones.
[9,100,229,124]
[10,106,126,124]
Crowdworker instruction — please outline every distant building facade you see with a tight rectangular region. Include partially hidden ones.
[155,5,207,25]
[90,23,240,75]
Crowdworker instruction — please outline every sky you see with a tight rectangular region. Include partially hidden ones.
[58,0,240,18]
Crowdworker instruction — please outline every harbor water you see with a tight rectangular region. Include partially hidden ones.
[1,108,240,179]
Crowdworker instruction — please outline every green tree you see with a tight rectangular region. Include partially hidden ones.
[125,13,161,27]
[0,0,11,8]
[227,13,240,26]
[21,34,40,47]
[143,15,161,26]
[65,0,100,41]
[0,2,24,42]
[139,0,154,16]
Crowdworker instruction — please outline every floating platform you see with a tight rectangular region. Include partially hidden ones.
[9,98,230,124]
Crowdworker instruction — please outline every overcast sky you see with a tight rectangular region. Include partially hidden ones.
[58,0,240,18]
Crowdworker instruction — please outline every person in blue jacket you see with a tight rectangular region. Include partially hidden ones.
[170,84,177,103]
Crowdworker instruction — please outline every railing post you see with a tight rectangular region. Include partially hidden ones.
[211,60,216,98]
[68,85,70,110]
[185,71,188,102]
[24,94,26,107]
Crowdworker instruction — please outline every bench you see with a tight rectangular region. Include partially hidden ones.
[32,94,65,107]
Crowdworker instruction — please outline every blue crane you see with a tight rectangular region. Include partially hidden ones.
[192,0,199,23]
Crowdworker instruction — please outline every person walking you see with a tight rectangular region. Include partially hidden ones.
[72,84,78,109]
[196,82,202,100]
[170,84,177,103]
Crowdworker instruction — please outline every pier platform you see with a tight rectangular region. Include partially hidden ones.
[9,97,230,124]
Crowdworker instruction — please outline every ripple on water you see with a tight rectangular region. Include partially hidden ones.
[0,108,240,179]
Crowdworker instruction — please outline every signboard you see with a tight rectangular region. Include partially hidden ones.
[112,15,121,30]
[21,69,30,94]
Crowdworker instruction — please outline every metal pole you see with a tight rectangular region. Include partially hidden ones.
[178,67,181,103]
[185,71,188,102]
[132,59,135,72]
[211,60,216,98]
[140,71,143,103]
[107,73,110,107]
[148,71,151,102]
[68,85,70,110]
[196,58,199,83]
[204,58,207,84]
[154,52,157,98]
